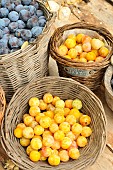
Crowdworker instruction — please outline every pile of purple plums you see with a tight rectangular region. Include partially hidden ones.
[0,0,47,54]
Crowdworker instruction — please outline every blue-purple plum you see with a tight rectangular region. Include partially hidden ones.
[21,29,32,40]
[29,38,35,43]
[3,34,10,40]
[8,11,19,22]
[39,16,46,20]
[3,18,10,27]
[29,5,37,16]
[8,22,18,33]
[30,1,39,9]
[1,0,10,7]
[0,29,3,39]
[3,27,10,34]
[22,0,32,5]
[0,8,9,18]
[17,20,26,29]
[0,42,9,54]
[0,38,8,47]
[19,9,30,22]
[38,19,46,27]
[12,0,21,6]
[27,16,39,29]
[15,29,22,38]
[31,26,43,38]
[18,38,24,47]
[9,37,19,48]
[4,2,15,11]
[15,4,24,12]
[0,19,5,30]
[36,10,43,17]
[23,5,30,11]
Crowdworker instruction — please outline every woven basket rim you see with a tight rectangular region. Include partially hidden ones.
[0,85,6,125]
[1,76,107,170]
[0,0,55,61]
[104,65,113,95]
[50,22,113,68]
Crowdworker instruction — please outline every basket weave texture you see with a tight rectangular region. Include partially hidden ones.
[0,1,55,101]
[104,65,113,111]
[1,76,106,170]
[0,86,6,126]
[49,22,113,90]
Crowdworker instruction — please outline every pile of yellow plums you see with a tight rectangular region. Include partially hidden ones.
[14,93,92,166]
[58,33,109,62]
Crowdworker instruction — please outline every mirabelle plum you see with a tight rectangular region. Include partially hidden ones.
[30,138,42,150]
[65,99,73,109]
[76,34,85,44]
[17,123,26,130]
[44,111,54,119]
[52,96,60,106]
[20,137,30,147]
[48,154,60,166]
[81,126,92,137]
[75,44,83,55]
[76,136,88,147]
[86,52,96,61]
[59,150,69,162]
[49,123,59,133]
[41,147,52,157]
[14,127,23,138]
[68,34,76,41]
[54,113,65,124]
[23,114,29,120]
[29,97,40,107]
[80,115,91,126]
[82,42,91,52]
[80,52,87,58]
[39,151,47,161]
[26,145,34,155]
[43,93,53,104]
[29,121,38,129]
[42,130,52,138]
[66,114,76,125]
[29,150,40,162]
[91,49,99,57]
[39,99,47,110]
[64,108,70,117]
[72,99,82,110]
[34,125,44,136]
[60,137,72,149]
[54,108,64,115]
[54,130,65,141]
[68,141,78,151]
[95,56,104,62]
[35,113,45,123]
[69,148,80,159]
[23,115,34,126]
[29,106,40,117]
[98,46,109,57]
[79,58,87,63]
[64,55,71,59]
[65,38,76,49]
[72,123,83,135]
[33,135,42,140]
[66,131,76,141]
[55,100,65,108]
[46,104,55,112]
[59,122,70,133]
[51,140,60,150]
[69,108,82,121]
[68,48,77,59]
[51,149,59,155]
[39,116,52,128]
[58,45,68,56]
[82,35,92,44]
[43,135,54,147]
[23,127,34,139]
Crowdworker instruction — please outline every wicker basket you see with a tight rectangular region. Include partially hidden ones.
[1,76,106,170]
[49,22,113,90]
[0,0,55,101]
[104,65,113,111]
[0,86,6,126]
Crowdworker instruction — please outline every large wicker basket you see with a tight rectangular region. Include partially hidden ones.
[104,65,113,111]
[49,22,113,90]
[0,86,6,126]
[1,76,106,170]
[0,0,55,101]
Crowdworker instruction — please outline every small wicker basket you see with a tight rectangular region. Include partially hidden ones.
[49,22,113,90]
[0,86,6,126]
[104,65,113,111]
[0,0,55,101]
[1,76,106,170]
